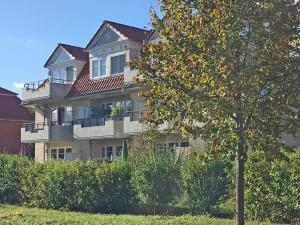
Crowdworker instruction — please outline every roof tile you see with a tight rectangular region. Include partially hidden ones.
[66,63,124,97]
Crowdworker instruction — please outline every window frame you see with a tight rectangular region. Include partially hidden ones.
[49,147,72,161]
[91,58,107,79]
[110,54,126,75]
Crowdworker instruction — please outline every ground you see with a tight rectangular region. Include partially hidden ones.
[0,204,285,225]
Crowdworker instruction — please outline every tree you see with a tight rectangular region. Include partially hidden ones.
[132,1,300,224]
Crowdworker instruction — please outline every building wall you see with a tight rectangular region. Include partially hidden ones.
[34,142,45,162]
[0,120,24,154]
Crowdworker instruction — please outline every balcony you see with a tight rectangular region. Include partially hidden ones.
[21,122,73,143]
[22,78,72,103]
[124,112,145,135]
[124,111,172,136]
[73,117,124,140]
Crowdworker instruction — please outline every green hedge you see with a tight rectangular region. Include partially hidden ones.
[0,154,33,204]
[131,150,181,213]
[245,150,300,223]
[180,153,231,213]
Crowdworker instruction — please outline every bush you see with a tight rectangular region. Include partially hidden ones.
[93,161,137,213]
[245,150,300,223]
[131,150,181,213]
[29,160,99,211]
[180,153,231,213]
[0,154,33,204]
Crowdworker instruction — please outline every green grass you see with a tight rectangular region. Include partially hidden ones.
[0,204,284,225]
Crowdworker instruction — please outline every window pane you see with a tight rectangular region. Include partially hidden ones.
[58,148,64,159]
[66,148,72,153]
[51,149,57,159]
[59,69,65,82]
[118,55,126,73]
[116,146,122,156]
[100,59,106,77]
[65,107,73,123]
[111,56,118,74]
[92,60,99,78]
[111,55,126,74]
[66,66,74,82]
[52,70,59,81]
[107,147,113,158]
[180,142,190,147]
[101,147,106,158]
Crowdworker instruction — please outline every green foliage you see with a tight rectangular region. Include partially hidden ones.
[245,150,300,222]
[0,155,136,213]
[132,0,300,159]
[180,153,231,213]
[0,154,33,204]
[93,161,137,213]
[131,150,181,212]
[30,161,99,211]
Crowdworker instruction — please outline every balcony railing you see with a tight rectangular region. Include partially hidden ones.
[24,78,72,91]
[24,122,46,133]
[128,111,147,122]
[74,116,123,128]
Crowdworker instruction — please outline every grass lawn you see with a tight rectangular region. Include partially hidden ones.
[0,204,283,225]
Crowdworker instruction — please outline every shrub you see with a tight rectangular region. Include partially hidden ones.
[131,150,181,213]
[0,154,33,204]
[245,150,300,223]
[180,153,231,213]
[29,160,98,211]
[93,161,137,213]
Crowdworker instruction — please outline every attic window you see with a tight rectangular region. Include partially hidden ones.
[111,54,126,75]
[92,58,106,79]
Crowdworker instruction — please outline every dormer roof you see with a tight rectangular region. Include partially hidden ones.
[85,20,151,50]
[44,43,89,67]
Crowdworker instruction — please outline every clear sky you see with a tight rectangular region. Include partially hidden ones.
[0,0,160,95]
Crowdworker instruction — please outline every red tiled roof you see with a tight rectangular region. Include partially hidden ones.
[85,20,151,49]
[44,43,88,67]
[66,63,124,97]
[59,43,89,62]
[0,87,34,121]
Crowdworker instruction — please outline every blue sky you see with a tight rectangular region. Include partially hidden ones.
[0,0,160,95]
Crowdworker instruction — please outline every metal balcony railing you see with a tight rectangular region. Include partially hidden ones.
[23,121,73,133]
[24,122,46,133]
[74,118,106,128]
[24,78,72,91]
[127,111,147,123]
[74,116,124,128]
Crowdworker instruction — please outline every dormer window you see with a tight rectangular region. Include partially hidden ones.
[51,66,74,83]
[111,54,126,75]
[92,58,106,79]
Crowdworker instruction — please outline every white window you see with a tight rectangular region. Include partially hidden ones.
[51,68,67,83]
[111,54,126,75]
[92,60,99,78]
[66,66,74,82]
[100,59,106,77]
[101,146,122,160]
[92,58,106,79]
[49,148,72,161]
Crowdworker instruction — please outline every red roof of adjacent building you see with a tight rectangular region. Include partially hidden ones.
[66,63,124,98]
[85,20,151,49]
[0,87,34,121]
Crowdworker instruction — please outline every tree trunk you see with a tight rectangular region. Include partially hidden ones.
[236,144,245,225]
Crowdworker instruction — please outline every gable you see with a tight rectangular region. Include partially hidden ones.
[93,27,121,47]
[50,47,72,65]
